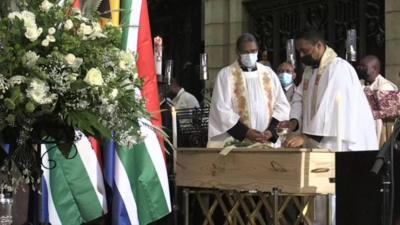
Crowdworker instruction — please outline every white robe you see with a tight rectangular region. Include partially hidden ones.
[364,75,398,142]
[172,88,200,110]
[208,62,290,147]
[290,57,378,151]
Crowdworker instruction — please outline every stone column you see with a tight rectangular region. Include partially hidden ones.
[204,0,248,89]
[386,0,400,86]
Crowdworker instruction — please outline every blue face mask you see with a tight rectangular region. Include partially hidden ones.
[278,72,293,87]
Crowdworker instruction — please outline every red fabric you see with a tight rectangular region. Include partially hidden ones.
[364,89,400,119]
[137,0,165,157]
[88,137,103,169]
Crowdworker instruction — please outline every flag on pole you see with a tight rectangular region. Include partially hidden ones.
[109,0,121,26]
[72,0,81,9]
[122,0,162,128]
[103,0,171,224]
[40,132,108,224]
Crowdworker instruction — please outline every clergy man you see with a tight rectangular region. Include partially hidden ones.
[359,55,398,145]
[277,62,297,102]
[208,33,290,147]
[281,29,378,151]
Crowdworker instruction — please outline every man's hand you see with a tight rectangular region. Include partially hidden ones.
[278,119,298,132]
[283,134,306,148]
[246,129,268,143]
[263,130,273,140]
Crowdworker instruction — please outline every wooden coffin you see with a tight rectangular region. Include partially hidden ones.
[175,148,335,194]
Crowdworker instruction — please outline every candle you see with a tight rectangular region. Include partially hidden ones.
[171,106,177,149]
[346,29,357,62]
[200,53,208,80]
[286,39,296,67]
[165,60,173,85]
[154,36,163,79]
[336,93,343,151]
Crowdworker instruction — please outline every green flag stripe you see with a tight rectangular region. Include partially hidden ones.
[121,0,133,50]
[47,144,104,223]
[117,143,169,225]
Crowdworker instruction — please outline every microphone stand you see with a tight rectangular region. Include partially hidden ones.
[371,119,400,225]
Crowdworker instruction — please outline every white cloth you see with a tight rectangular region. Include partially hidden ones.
[291,57,378,151]
[364,75,398,142]
[208,63,290,147]
[172,88,200,110]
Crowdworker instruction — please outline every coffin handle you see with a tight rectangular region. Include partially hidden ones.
[311,168,330,173]
[270,161,287,172]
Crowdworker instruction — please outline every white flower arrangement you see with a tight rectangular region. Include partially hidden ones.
[0,0,149,189]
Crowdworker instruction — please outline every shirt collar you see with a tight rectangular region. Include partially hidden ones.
[239,62,258,72]
[284,84,294,91]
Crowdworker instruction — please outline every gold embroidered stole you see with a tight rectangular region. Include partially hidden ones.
[231,61,274,128]
[302,46,338,118]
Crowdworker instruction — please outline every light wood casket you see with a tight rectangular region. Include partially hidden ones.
[176,148,335,194]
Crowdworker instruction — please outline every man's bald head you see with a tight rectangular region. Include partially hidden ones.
[360,55,381,83]
[277,62,296,76]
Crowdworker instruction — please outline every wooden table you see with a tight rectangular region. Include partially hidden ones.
[175,147,336,225]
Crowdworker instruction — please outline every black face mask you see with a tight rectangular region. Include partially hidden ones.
[300,55,320,68]
[356,67,368,80]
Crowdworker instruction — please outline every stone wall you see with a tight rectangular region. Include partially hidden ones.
[204,0,400,87]
[386,0,400,86]
[204,0,248,89]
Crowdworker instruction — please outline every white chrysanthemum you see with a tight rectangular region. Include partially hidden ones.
[8,76,26,86]
[48,27,56,35]
[64,20,74,30]
[40,0,54,12]
[0,74,9,93]
[119,51,135,71]
[84,68,104,86]
[26,79,57,105]
[22,51,40,67]
[25,27,43,42]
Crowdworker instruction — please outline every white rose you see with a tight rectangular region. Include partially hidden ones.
[25,27,43,42]
[22,51,40,67]
[46,35,56,42]
[84,68,104,86]
[40,0,54,12]
[64,20,74,30]
[23,19,37,29]
[48,27,56,35]
[64,54,76,65]
[41,39,49,47]
[78,23,93,36]
[20,11,35,22]
[64,54,83,69]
